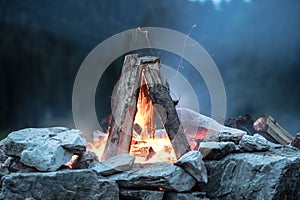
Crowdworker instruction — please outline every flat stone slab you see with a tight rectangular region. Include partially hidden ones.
[200,147,300,199]
[174,150,208,184]
[2,127,86,171]
[199,141,237,160]
[0,169,119,200]
[89,154,135,176]
[108,162,196,192]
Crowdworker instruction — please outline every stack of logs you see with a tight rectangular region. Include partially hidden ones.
[102,55,190,161]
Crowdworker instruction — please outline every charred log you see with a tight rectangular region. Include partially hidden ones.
[142,59,190,159]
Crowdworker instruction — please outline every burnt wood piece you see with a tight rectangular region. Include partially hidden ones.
[102,54,142,160]
[291,133,300,149]
[253,114,293,145]
[225,115,279,144]
[225,115,257,135]
[143,59,191,159]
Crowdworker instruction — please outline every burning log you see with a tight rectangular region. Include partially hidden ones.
[253,114,293,145]
[102,55,143,160]
[142,57,190,159]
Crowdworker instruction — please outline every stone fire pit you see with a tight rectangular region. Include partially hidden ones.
[0,127,299,200]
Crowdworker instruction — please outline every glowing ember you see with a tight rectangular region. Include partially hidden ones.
[86,130,177,163]
[65,155,79,168]
[85,107,245,163]
[130,134,177,163]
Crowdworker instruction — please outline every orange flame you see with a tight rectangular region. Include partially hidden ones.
[65,155,79,168]
[87,74,178,163]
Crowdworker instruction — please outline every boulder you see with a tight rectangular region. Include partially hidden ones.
[2,127,86,171]
[239,134,270,152]
[200,148,300,199]
[0,149,7,163]
[202,132,243,144]
[177,108,246,139]
[199,142,236,160]
[108,162,196,192]
[3,157,37,173]
[174,151,207,183]
[0,169,119,200]
[120,189,164,200]
[89,154,135,176]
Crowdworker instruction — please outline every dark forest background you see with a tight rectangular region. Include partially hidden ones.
[0,0,299,138]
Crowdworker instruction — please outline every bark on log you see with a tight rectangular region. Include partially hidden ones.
[142,58,191,159]
[253,114,293,145]
[102,54,142,160]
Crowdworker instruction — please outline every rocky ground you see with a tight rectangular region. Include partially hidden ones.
[0,127,299,200]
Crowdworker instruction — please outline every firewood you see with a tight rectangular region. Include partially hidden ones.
[142,58,191,159]
[102,54,142,160]
[253,114,293,145]
[102,55,191,161]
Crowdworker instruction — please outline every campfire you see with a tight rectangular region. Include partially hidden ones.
[88,54,189,163]
[0,54,299,199]
[86,54,243,163]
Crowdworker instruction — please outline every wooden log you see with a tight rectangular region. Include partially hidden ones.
[253,114,294,145]
[102,54,142,160]
[142,57,191,159]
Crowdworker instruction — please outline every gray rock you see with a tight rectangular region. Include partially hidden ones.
[89,154,135,176]
[0,149,7,163]
[164,192,208,200]
[3,157,37,173]
[200,150,300,200]
[268,144,300,157]
[239,134,270,152]
[0,169,119,200]
[174,151,208,184]
[0,166,8,179]
[109,162,196,192]
[120,189,164,200]
[2,127,86,171]
[72,151,99,169]
[202,132,243,144]
[199,142,236,160]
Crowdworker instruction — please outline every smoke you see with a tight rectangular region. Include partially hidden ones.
[1,0,299,137]
[188,0,251,8]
